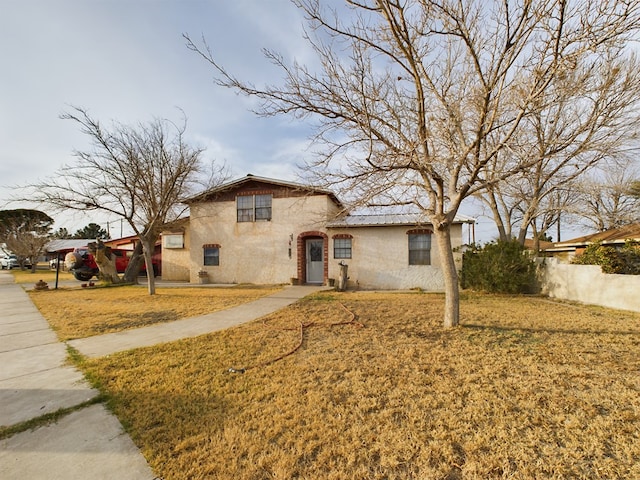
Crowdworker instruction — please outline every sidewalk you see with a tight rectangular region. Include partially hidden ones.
[0,271,327,479]
[0,271,155,479]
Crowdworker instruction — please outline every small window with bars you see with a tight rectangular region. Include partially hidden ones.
[333,238,352,259]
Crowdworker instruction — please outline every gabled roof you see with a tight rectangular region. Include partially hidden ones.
[185,174,343,207]
[326,213,475,228]
[553,223,640,248]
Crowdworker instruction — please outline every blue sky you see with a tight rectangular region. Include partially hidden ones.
[1,0,574,242]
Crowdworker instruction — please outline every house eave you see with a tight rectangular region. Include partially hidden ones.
[184,174,344,208]
[326,213,475,228]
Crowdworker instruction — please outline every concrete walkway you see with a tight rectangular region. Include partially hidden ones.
[69,284,328,358]
[0,271,155,479]
[0,272,327,479]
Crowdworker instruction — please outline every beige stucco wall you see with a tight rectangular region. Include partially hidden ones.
[327,224,463,291]
[189,195,339,284]
[160,229,191,281]
[171,188,466,290]
[538,258,640,312]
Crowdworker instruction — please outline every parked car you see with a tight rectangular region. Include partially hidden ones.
[65,247,159,281]
[0,254,18,269]
[1,254,32,270]
[50,257,68,270]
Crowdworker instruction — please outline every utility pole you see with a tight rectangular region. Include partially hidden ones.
[557,214,561,243]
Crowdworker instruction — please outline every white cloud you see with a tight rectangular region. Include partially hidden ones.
[0,0,314,233]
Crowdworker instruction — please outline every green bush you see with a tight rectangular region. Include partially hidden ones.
[571,241,640,274]
[460,240,536,294]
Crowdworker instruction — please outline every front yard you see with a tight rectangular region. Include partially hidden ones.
[27,283,281,340]
[63,291,640,479]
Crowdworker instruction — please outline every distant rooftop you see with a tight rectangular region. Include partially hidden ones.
[45,239,94,253]
[553,223,640,247]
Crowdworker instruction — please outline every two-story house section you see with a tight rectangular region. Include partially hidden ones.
[160,174,474,291]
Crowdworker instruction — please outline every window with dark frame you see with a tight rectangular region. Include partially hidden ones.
[236,196,253,222]
[237,194,272,222]
[408,233,431,265]
[203,245,220,266]
[255,194,272,220]
[333,237,352,259]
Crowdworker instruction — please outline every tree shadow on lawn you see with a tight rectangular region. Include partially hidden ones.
[461,323,640,338]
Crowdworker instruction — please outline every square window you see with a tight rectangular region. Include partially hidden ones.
[408,234,431,265]
[236,194,272,222]
[334,238,352,259]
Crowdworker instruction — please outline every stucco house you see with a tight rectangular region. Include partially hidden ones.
[161,175,474,291]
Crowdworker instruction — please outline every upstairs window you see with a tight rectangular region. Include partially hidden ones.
[255,194,272,220]
[237,194,272,222]
[237,196,254,222]
[408,231,431,265]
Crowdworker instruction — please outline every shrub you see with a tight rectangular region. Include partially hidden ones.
[572,241,640,274]
[460,240,536,294]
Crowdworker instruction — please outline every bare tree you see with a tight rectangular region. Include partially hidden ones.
[187,0,640,327]
[24,107,226,294]
[0,209,54,272]
[477,49,640,246]
[572,161,640,232]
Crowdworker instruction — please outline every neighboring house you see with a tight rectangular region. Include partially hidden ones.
[544,223,640,262]
[523,238,555,254]
[45,239,96,267]
[161,174,474,291]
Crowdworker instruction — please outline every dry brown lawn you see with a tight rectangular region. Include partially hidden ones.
[28,284,281,340]
[70,291,640,479]
[10,267,76,285]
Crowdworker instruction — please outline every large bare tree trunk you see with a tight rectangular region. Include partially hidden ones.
[140,237,157,295]
[122,242,144,284]
[433,226,459,328]
[88,240,121,284]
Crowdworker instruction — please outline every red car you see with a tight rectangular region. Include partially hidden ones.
[65,247,159,281]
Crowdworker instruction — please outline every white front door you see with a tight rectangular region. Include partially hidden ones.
[306,239,324,284]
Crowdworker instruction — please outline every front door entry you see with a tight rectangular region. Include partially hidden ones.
[306,239,324,284]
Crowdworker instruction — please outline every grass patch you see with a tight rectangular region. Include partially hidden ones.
[69,292,640,479]
[9,266,76,284]
[28,285,281,340]
[0,396,104,440]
